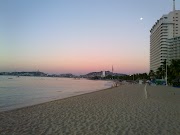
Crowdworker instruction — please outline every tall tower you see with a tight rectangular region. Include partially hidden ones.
[173,0,175,11]
[150,0,180,71]
[112,65,114,73]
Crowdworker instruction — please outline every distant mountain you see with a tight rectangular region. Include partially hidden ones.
[0,71,126,78]
[0,71,78,78]
[0,71,47,77]
[82,71,126,78]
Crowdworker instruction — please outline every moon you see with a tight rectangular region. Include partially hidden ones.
[140,17,143,21]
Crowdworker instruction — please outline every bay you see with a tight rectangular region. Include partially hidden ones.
[0,76,112,112]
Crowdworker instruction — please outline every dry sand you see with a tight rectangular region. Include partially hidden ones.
[0,84,180,135]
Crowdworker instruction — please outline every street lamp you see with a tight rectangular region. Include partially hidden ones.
[165,59,168,86]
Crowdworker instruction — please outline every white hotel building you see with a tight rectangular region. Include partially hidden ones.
[150,0,180,71]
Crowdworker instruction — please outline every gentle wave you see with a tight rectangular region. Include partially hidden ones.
[0,76,113,112]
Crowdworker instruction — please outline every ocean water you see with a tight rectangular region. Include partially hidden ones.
[0,76,113,112]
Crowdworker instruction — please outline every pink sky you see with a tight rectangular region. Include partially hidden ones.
[3,0,175,75]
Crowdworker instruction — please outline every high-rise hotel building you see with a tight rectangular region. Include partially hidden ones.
[150,0,180,71]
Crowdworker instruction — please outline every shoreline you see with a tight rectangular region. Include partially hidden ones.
[0,86,115,113]
[0,84,179,135]
[0,76,113,112]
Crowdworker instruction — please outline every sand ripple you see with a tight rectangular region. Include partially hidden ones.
[0,85,180,135]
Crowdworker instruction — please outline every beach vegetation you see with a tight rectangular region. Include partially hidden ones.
[150,59,180,86]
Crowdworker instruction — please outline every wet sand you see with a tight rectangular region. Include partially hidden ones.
[0,84,180,135]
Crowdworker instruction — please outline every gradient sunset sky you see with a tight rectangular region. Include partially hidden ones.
[1,0,180,75]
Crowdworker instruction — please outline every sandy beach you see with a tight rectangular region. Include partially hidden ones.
[0,84,180,135]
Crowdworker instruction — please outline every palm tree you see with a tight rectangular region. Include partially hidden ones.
[156,66,165,79]
[168,59,180,86]
[169,59,180,77]
[149,70,155,79]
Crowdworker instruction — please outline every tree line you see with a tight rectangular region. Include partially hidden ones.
[149,59,180,86]
[92,59,180,86]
